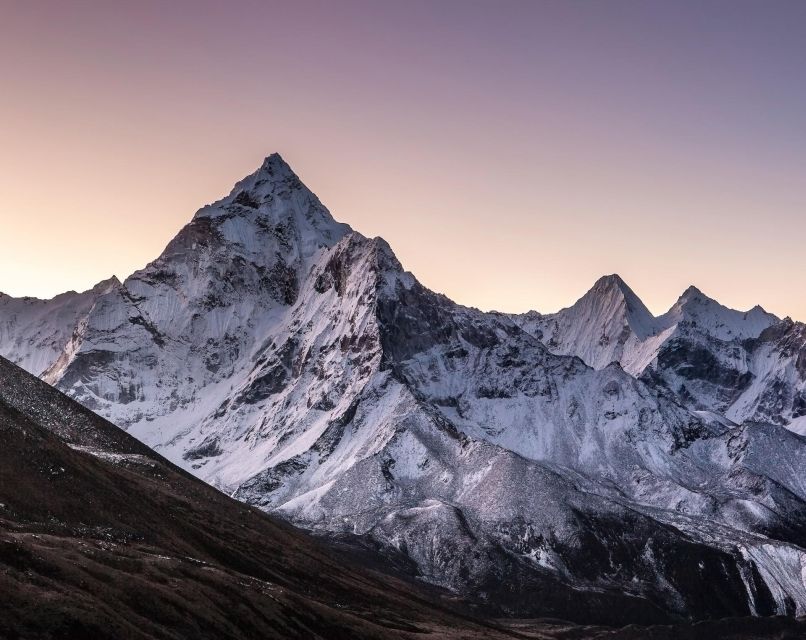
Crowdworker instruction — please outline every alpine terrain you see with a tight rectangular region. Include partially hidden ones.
[3,154,806,626]
[0,353,535,639]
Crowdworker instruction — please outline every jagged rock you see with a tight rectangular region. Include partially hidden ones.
[3,155,806,623]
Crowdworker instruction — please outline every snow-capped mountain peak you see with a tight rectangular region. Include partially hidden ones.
[512,274,661,371]
[5,155,806,624]
[680,284,706,299]
[94,275,122,293]
[0,274,123,376]
[182,153,350,273]
[660,284,778,341]
[591,273,632,293]
[586,274,658,338]
[198,153,304,215]
[21,155,357,430]
[512,275,797,430]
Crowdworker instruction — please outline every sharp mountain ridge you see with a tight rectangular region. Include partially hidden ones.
[3,154,806,624]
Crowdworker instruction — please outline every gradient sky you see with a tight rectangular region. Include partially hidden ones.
[2,1,806,318]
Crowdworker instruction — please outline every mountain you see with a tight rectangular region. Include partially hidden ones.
[731,318,806,432]
[511,274,664,373]
[512,277,806,432]
[4,155,806,625]
[0,353,535,640]
[659,286,777,342]
[7,356,805,640]
[41,153,350,431]
[0,276,119,376]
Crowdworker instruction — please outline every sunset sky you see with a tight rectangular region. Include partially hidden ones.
[2,1,806,318]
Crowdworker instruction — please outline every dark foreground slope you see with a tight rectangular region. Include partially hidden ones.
[1,354,805,640]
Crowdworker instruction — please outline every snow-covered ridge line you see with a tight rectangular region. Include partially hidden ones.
[3,153,806,622]
[510,273,806,431]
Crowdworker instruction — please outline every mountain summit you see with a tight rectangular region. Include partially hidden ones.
[513,273,660,370]
[3,156,806,624]
[659,284,777,342]
[194,153,348,241]
[570,273,658,338]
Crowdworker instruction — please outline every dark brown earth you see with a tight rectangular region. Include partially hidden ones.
[0,355,804,639]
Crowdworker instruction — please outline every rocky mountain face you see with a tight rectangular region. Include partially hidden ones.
[512,275,661,373]
[0,354,542,640]
[0,277,119,376]
[5,367,806,640]
[512,276,806,433]
[4,155,806,625]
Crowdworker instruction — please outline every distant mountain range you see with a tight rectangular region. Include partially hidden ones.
[510,274,805,430]
[3,154,806,625]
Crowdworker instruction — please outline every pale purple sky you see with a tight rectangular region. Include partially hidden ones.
[2,1,806,317]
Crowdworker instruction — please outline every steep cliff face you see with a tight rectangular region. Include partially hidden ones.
[3,155,806,623]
